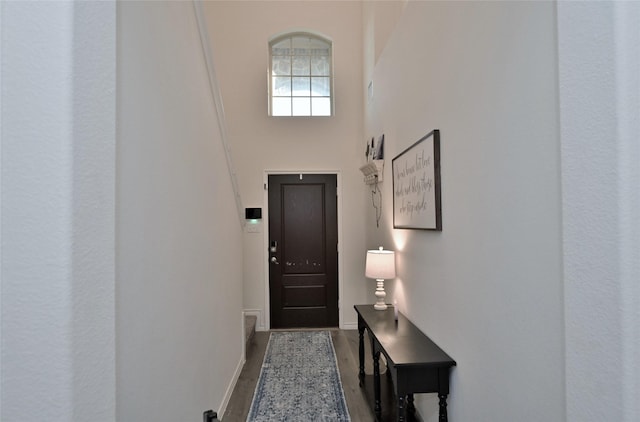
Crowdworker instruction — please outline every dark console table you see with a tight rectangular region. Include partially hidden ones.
[355,304,456,422]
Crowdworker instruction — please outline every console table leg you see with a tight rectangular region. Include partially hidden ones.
[373,350,381,420]
[438,393,449,422]
[398,395,406,422]
[358,324,365,385]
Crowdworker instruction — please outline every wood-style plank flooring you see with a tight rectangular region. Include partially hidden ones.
[223,329,399,421]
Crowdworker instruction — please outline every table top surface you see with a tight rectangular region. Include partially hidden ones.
[355,304,456,368]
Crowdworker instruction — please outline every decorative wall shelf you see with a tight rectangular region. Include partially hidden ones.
[359,160,384,185]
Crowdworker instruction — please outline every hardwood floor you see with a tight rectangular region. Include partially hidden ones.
[222,329,383,421]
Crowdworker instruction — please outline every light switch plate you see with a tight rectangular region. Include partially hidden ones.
[247,223,261,233]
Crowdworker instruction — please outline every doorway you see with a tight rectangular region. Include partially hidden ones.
[267,174,339,328]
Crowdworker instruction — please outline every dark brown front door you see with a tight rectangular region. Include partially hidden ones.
[268,174,338,329]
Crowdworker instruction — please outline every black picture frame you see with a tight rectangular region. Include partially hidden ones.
[392,129,442,230]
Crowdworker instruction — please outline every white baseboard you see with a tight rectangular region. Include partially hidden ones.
[217,353,244,419]
[244,309,266,331]
[341,322,358,330]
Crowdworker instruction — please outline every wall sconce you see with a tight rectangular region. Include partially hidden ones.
[365,246,396,310]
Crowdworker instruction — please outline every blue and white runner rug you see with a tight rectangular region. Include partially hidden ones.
[246,331,351,421]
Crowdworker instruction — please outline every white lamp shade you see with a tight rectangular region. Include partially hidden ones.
[365,247,396,280]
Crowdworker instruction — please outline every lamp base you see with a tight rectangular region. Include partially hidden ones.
[374,279,387,311]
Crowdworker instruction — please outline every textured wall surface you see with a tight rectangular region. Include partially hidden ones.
[1,1,116,421]
[558,2,640,421]
[364,2,564,421]
[117,2,244,420]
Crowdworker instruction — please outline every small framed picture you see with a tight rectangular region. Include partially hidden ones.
[373,135,384,160]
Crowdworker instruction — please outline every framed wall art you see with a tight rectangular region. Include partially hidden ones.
[392,129,442,230]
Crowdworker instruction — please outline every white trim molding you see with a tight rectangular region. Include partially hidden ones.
[244,309,266,332]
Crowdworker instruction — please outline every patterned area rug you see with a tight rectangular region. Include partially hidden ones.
[246,331,351,421]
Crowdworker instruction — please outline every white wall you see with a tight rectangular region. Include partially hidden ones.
[204,1,368,330]
[558,2,640,421]
[364,2,564,421]
[1,1,116,421]
[3,2,634,421]
[117,2,243,420]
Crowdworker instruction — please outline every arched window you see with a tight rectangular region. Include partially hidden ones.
[269,32,332,117]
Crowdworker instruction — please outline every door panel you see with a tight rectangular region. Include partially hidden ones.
[268,174,338,329]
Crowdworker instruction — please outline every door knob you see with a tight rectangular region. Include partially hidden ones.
[271,257,279,265]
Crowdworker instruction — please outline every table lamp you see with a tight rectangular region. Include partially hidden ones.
[365,246,396,310]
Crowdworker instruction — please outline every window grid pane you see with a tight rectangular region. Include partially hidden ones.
[272,56,291,76]
[292,77,310,96]
[292,97,311,116]
[311,97,331,116]
[311,77,330,97]
[292,56,310,76]
[270,33,332,116]
[272,97,292,116]
[311,56,329,76]
[273,77,291,96]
